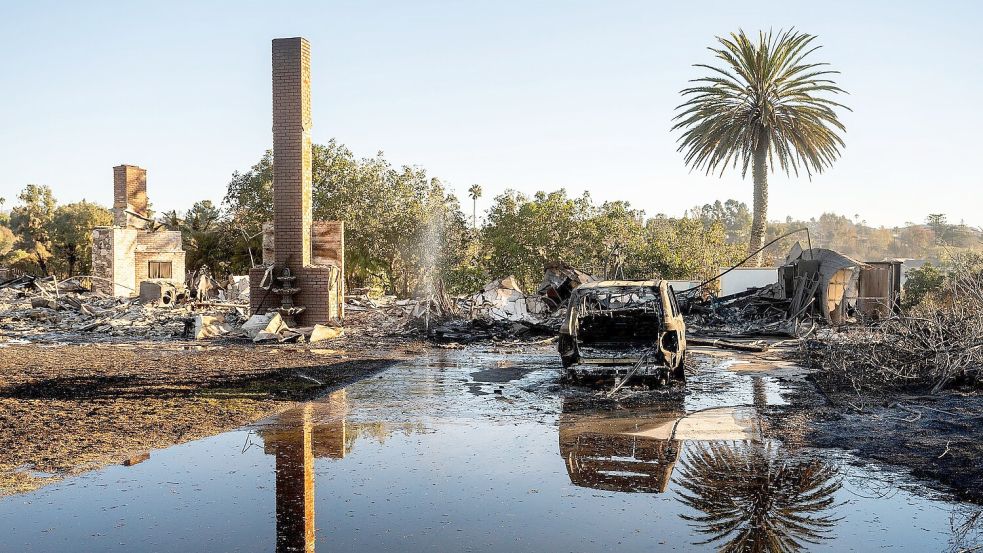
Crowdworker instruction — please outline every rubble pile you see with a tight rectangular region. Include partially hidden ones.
[222,275,251,303]
[230,311,343,343]
[421,267,596,342]
[340,265,599,343]
[683,284,803,337]
[0,274,301,343]
[682,245,872,338]
[3,292,187,340]
[347,294,427,318]
[0,284,232,340]
[537,263,597,310]
[467,276,550,324]
[802,268,983,394]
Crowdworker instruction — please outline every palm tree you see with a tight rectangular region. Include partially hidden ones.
[673,29,849,265]
[675,440,842,552]
[467,184,482,229]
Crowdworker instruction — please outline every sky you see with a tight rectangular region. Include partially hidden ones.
[1,0,981,228]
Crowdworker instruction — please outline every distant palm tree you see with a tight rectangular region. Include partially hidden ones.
[467,184,482,229]
[673,29,849,265]
[676,440,841,552]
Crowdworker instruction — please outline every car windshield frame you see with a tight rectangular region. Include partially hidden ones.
[575,286,663,314]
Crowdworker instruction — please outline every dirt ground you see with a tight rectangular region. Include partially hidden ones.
[737,346,983,504]
[791,388,983,503]
[0,312,426,496]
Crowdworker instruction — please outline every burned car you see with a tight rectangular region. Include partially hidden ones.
[558,280,686,385]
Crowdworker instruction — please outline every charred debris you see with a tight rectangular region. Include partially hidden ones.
[385,264,598,343]
[4,239,980,400]
[685,244,983,397]
[682,243,902,338]
[407,241,904,347]
[0,271,342,344]
[803,264,983,396]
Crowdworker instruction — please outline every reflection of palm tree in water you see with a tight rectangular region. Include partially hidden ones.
[676,440,841,552]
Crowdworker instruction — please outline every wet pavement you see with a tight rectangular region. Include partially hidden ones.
[1,348,980,552]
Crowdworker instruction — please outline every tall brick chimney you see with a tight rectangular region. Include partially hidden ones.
[250,37,345,325]
[272,37,313,270]
[112,164,148,228]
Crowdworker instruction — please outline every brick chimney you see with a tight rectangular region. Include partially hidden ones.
[112,164,148,228]
[271,37,313,270]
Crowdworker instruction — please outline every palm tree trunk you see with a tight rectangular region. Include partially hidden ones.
[472,198,477,230]
[747,139,770,266]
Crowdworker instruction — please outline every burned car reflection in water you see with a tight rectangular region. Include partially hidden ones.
[559,404,684,493]
[558,280,686,386]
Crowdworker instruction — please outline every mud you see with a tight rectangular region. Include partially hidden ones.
[793,389,983,503]
[0,335,420,496]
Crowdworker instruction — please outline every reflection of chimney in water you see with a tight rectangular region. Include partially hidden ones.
[260,390,350,553]
[263,403,316,553]
[312,390,349,459]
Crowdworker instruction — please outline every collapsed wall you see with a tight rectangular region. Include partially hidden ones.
[250,221,346,323]
[91,165,186,297]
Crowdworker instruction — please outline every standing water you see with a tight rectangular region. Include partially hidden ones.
[0,351,979,552]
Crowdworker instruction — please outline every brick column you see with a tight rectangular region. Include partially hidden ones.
[272,37,312,270]
[251,37,344,325]
[112,165,148,228]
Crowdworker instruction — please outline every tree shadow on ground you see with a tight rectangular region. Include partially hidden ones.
[0,359,399,402]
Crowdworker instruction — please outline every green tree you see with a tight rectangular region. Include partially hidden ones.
[688,199,752,243]
[0,225,15,258]
[582,201,646,279]
[925,213,949,245]
[673,29,849,265]
[51,201,112,277]
[902,263,946,309]
[9,184,57,275]
[168,200,233,276]
[482,189,597,289]
[158,209,183,231]
[225,140,471,296]
[480,190,745,290]
[640,216,743,283]
[183,200,222,233]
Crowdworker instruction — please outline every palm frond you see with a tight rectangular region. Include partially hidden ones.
[673,29,848,179]
[676,440,843,551]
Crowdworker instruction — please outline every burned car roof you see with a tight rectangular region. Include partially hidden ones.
[573,279,664,291]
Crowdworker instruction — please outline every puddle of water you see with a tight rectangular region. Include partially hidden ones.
[0,350,978,552]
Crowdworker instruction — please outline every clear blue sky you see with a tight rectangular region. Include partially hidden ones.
[1,0,981,228]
